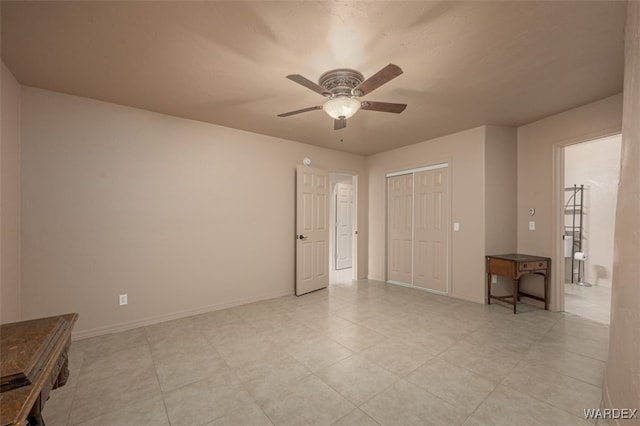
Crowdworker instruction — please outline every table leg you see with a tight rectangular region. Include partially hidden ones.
[544,273,549,310]
[513,278,518,314]
[27,414,45,426]
[487,273,492,305]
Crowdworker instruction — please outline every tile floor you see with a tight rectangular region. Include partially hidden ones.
[43,280,610,426]
[564,283,611,325]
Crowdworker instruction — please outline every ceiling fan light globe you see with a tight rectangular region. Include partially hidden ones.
[322,97,361,120]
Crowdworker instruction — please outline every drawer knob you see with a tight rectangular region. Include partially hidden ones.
[523,263,528,268]
[539,262,543,267]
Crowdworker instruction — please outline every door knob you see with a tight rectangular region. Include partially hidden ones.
[297,235,308,240]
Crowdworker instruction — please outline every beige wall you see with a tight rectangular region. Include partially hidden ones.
[484,126,518,255]
[484,126,518,297]
[564,135,621,287]
[517,94,623,255]
[367,126,486,303]
[1,61,21,324]
[604,1,640,419]
[516,93,623,306]
[20,87,368,338]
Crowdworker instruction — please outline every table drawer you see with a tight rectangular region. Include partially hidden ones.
[519,260,548,271]
[487,257,516,277]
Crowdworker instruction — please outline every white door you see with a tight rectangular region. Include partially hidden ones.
[296,165,330,296]
[413,168,449,293]
[388,174,413,285]
[335,182,353,270]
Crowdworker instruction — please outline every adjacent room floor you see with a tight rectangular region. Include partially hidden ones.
[44,280,609,426]
[564,283,612,325]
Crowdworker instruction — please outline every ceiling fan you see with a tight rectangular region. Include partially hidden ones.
[278,64,407,130]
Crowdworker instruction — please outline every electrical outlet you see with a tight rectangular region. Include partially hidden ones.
[119,294,128,306]
[453,222,460,232]
[529,221,536,231]
[491,275,497,284]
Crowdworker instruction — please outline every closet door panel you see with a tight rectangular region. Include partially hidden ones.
[413,168,449,293]
[388,174,413,284]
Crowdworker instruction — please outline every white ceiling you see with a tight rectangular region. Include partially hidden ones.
[1,1,626,155]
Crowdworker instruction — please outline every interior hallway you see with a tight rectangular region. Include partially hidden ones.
[43,280,608,426]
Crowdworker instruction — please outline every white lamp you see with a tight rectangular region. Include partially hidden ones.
[322,97,361,120]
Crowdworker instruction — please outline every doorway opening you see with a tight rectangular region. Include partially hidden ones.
[329,173,357,285]
[561,134,621,324]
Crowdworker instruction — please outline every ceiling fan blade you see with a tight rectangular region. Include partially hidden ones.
[361,101,407,113]
[277,105,322,117]
[286,75,332,97]
[353,64,403,96]
[334,118,347,130]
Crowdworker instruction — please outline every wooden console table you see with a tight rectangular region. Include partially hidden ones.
[486,254,550,314]
[0,313,78,426]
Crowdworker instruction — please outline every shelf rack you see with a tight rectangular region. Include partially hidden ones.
[564,184,586,284]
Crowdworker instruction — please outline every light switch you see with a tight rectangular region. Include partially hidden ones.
[453,222,460,232]
[529,221,536,231]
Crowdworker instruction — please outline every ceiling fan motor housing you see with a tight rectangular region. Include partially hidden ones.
[318,69,364,97]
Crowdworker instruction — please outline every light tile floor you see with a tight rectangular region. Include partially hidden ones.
[564,283,611,325]
[43,280,610,426]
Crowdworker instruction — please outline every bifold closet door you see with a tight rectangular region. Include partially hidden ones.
[413,168,449,293]
[388,174,413,284]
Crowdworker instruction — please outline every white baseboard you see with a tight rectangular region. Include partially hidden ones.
[368,274,385,281]
[387,280,413,288]
[72,289,294,340]
[386,280,448,296]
